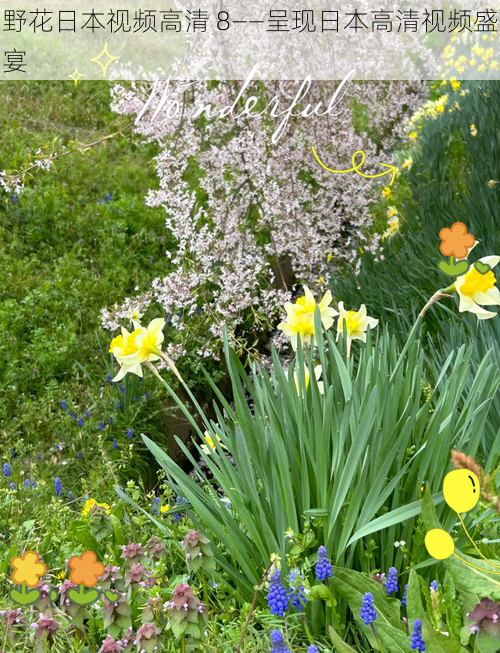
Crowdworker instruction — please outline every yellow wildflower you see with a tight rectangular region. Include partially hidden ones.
[160,504,170,514]
[327,253,333,261]
[470,124,478,137]
[54,571,66,581]
[382,187,393,199]
[317,276,325,285]
[82,498,111,517]
[403,156,413,170]
[455,257,500,320]
[409,131,418,140]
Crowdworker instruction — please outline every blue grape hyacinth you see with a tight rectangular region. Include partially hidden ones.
[267,569,288,616]
[3,463,11,477]
[307,646,319,653]
[55,477,62,496]
[386,567,398,595]
[315,545,333,580]
[430,580,438,592]
[288,569,307,611]
[402,583,408,606]
[360,592,377,625]
[270,630,290,653]
[410,619,426,651]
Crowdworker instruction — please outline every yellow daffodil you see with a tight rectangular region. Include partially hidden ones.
[455,256,500,320]
[491,61,499,70]
[109,318,165,381]
[292,364,324,395]
[82,498,111,517]
[278,287,338,350]
[11,551,47,588]
[403,157,413,170]
[470,124,478,137]
[200,432,228,455]
[382,187,393,199]
[293,286,338,327]
[337,302,379,357]
[486,180,498,188]
[409,131,418,140]
[450,78,461,91]
[278,305,316,351]
[387,206,398,218]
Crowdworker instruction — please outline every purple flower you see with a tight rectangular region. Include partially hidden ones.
[9,482,15,490]
[307,647,319,653]
[270,630,290,653]
[147,536,166,559]
[402,583,408,606]
[430,580,438,592]
[31,613,60,640]
[467,598,500,638]
[55,477,62,496]
[78,418,84,427]
[133,623,162,647]
[12,194,18,204]
[106,193,112,201]
[360,592,377,625]
[386,567,398,595]
[112,439,118,449]
[267,569,288,616]
[98,635,123,653]
[127,428,133,438]
[410,619,425,651]
[125,563,145,587]
[61,400,67,411]
[99,421,104,430]
[3,463,11,477]
[315,545,333,580]
[121,542,145,565]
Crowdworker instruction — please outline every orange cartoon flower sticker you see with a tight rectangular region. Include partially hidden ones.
[68,551,105,588]
[439,222,475,259]
[11,551,47,588]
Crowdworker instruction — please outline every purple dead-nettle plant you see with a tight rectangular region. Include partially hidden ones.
[104,75,427,360]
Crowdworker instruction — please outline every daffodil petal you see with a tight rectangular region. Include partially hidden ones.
[479,255,500,269]
[471,287,500,306]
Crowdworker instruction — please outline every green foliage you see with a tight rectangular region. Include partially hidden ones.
[332,80,500,339]
[143,318,500,604]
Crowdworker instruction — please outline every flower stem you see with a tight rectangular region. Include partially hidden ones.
[419,289,453,318]
[370,623,385,653]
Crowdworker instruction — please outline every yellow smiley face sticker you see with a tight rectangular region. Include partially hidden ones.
[443,469,480,514]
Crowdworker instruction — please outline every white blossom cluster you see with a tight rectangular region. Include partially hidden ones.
[102,77,427,359]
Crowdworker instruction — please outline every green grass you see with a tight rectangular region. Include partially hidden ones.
[0,80,174,459]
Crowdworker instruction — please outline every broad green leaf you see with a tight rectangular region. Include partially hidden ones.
[444,549,500,601]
